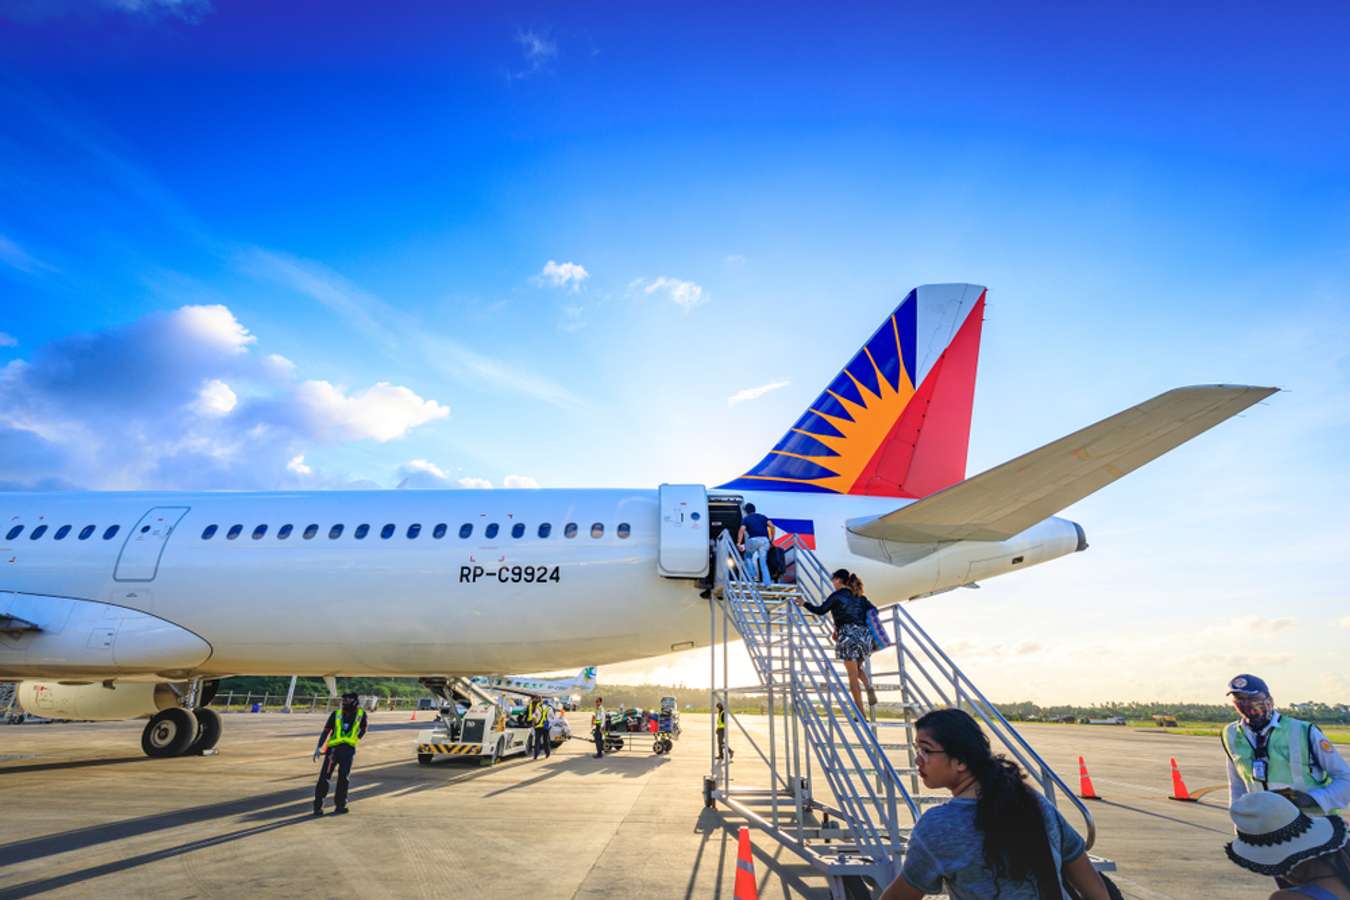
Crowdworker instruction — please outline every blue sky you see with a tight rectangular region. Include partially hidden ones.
[1,1,1347,701]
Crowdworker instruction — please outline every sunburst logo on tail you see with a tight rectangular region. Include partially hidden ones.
[720,284,985,498]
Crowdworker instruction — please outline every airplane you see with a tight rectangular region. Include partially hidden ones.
[470,666,597,700]
[0,283,1274,758]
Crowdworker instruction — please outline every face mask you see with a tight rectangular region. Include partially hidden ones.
[1233,694,1273,727]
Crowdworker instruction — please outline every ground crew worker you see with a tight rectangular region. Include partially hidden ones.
[592,697,606,759]
[715,701,732,761]
[1221,673,1350,816]
[532,699,552,760]
[313,692,368,816]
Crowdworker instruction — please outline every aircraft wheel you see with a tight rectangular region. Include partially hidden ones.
[418,753,433,765]
[186,708,222,755]
[142,708,198,758]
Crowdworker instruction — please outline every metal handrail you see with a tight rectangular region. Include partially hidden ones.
[888,604,1098,850]
[716,532,919,879]
[786,538,1097,850]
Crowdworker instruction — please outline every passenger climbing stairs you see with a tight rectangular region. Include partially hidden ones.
[705,531,1108,897]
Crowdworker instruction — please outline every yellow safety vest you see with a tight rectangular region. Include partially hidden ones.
[534,704,549,727]
[327,708,364,748]
[717,709,726,732]
[593,707,604,728]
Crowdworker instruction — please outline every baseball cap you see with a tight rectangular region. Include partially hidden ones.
[1227,674,1270,696]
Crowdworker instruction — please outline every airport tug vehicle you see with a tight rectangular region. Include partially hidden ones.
[415,677,561,766]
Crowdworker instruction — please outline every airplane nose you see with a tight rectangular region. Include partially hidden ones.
[1071,521,1088,552]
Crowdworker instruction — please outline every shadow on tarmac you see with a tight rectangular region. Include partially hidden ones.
[685,807,825,899]
[1097,798,1231,835]
[0,756,151,776]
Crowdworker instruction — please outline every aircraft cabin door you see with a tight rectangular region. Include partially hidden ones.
[657,484,709,578]
[114,507,190,582]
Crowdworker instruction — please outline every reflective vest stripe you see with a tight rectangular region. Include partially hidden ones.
[717,710,725,731]
[327,708,364,748]
[593,708,604,727]
[1223,717,1334,814]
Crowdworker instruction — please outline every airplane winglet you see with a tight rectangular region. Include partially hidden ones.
[848,385,1278,543]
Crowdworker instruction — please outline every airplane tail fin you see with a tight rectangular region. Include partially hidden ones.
[577,666,597,690]
[720,284,986,497]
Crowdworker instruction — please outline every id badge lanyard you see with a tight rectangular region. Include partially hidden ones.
[1244,728,1270,788]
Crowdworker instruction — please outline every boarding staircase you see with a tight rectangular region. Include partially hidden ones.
[706,531,1105,897]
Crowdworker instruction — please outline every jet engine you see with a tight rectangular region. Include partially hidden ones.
[17,680,179,721]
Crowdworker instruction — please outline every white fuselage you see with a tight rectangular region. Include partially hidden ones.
[0,488,1081,681]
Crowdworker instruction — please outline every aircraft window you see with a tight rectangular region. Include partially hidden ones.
[564,522,578,538]
[617,523,631,539]
[30,525,48,540]
[54,525,71,540]
[227,524,243,540]
[407,523,422,539]
[458,523,473,539]
[103,525,120,540]
[507,523,522,539]
[5,525,22,540]
[252,525,268,540]
[141,525,151,533]
[590,523,604,538]
[354,524,370,539]
[278,524,293,540]
[303,524,319,540]
[200,524,217,539]
[538,523,552,538]
[329,524,344,539]
[485,523,499,539]
[381,523,395,539]
[433,523,447,539]
[78,525,95,540]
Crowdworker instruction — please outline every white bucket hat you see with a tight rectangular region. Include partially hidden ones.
[1226,791,1348,876]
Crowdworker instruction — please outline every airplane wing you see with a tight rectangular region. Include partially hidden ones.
[847,385,1277,543]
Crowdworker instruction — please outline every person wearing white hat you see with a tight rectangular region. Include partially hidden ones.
[1226,791,1350,898]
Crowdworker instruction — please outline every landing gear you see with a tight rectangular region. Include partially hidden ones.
[186,707,222,755]
[142,708,197,758]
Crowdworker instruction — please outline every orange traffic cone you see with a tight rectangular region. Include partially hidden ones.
[410,710,417,721]
[1169,757,1196,802]
[734,826,758,900]
[1077,756,1101,800]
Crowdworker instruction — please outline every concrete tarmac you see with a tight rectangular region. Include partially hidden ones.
[0,713,1335,898]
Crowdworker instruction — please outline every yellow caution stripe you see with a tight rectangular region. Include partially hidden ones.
[418,743,482,756]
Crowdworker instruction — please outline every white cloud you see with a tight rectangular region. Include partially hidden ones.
[286,455,312,476]
[458,476,493,489]
[263,353,295,378]
[728,379,790,406]
[242,247,581,409]
[104,0,213,22]
[535,260,589,292]
[0,235,54,276]
[634,276,708,312]
[0,304,451,490]
[724,254,747,266]
[292,380,449,443]
[503,474,540,489]
[514,30,557,78]
[173,304,255,355]
[192,379,237,417]
[396,459,454,490]
[0,332,16,348]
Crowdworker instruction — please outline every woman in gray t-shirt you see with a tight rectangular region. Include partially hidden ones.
[879,709,1110,900]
